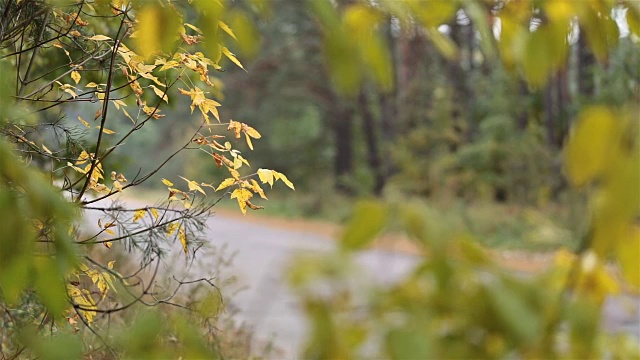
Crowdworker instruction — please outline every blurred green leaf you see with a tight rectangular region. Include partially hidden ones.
[26,332,84,360]
[386,327,433,360]
[340,200,387,250]
[485,280,541,343]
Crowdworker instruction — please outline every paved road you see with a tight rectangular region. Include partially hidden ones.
[85,198,640,358]
[204,213,420,357]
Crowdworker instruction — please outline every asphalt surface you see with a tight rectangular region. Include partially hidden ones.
[84,198,640,358]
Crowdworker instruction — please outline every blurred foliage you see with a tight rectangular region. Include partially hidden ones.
[291,195,639,358]
[1,0,639,358]
[285,0,640,359]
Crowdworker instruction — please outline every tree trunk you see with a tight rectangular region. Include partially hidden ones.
[543,75,558,148]
[447,21,473,138]
[556,67,570,146]
[379,16,398,180]
[517,80,529,130]
[359,90,384,195]
[577,27,596,99]
[333,102,354,193]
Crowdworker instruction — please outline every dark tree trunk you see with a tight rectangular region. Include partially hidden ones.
[556,67,570,146]
[577,27,596,99]
[358,90,384,195]
[543,63,570,148]
[517,80,529,130]
[379,16,398,180]
[543,75,558,148]
[379,16,397,143]
[447,21,473,138]
[333,103,354,193]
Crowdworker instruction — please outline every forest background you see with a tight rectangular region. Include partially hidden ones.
[128,0,638,250]
[0,0,639,359]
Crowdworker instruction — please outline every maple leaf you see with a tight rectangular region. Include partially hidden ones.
[230,188,253,215]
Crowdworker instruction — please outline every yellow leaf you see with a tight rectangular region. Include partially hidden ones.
[564,107,619,187]
[132,209,146,222]
[230,188,253,215]
[105,228,115,236]
[179,228,188,254]
[233,157,242,170]
[138,71,166,87]
[85,82,99,88]
[274,171,295,190]
[200,182,216,190]
[222,46,246,71]
[228,167,240,180]
[216,178,236,191]
[86,34,111,41]
[121,107,135,123]
[184,23,203,34]
[150,208,159,220]
[149,84,169,103]
[135,6,160,58]
[113,180,123,192]
[245,133,254,150]
[161,178,174,187]
[218,21,237,40]
[248,179,267,199]
[179,176,206,195]
[257,168,274,188]
[575,251,620,304]
[63,87,78,98]
[71,70,81,84]
[228,120,242,139]
[104,241,112,249]
[166,222,179,236]
[107,260,115,269]
[159,60,180,71]
[96,126,115,134]
[243,124,261,139]
[237,154,250,167]
[617,226,640,289]
[42,144,52,155]
[77,116,90,128]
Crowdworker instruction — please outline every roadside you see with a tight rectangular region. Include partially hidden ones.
[211,205,557,273]
[86,193,639,358]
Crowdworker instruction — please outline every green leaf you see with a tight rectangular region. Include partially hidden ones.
[340,200,387,250]
[323,30,362,96]
[386,328,433,360]
[485,281,540,343]
[28,332,84,360]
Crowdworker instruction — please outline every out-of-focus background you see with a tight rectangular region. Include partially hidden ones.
[2,0,639,358]
[117,1,636,251]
